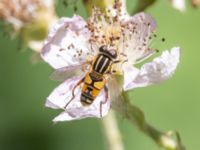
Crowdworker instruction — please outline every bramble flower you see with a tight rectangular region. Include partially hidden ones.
[41,1,180,122]
[0,0,57,52]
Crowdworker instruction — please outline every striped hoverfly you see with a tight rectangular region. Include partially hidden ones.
[51,45,126,117]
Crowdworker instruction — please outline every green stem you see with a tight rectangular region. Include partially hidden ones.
[131,0,156,14]
[101,110,124,150]
[112,90,185,150]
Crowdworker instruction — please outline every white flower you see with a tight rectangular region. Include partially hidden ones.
[41,2,180,122]
[0,0,56,31]
[0,0,57,52]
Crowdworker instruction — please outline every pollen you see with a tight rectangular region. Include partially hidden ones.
[87,1,123,51]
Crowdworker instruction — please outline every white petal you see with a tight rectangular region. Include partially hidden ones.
[53,90,110,122]
[45,75,84,109]
[45,75,110,121]
[128,12,157,32]
[123,65,139,90]
[119,13,157,65]
[41,15,94,69]
[123,47,180,91]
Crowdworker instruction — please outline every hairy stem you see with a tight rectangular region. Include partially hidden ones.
[101,110,124,150]
[112,91,185,150]
[131,0,156,14]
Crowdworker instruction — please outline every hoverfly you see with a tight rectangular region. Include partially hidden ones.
[51,45,126,117]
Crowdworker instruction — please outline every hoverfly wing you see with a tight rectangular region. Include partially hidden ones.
[50,62,90,82]
[107,77,124,105]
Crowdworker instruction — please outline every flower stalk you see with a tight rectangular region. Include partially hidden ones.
[101,111,124,150]
[131,0,156,14]
[111,86,185,150]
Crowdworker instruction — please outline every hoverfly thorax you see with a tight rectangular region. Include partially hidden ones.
[92,45,117,75]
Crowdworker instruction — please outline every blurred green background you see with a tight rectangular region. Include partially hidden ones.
[0,0,200,150]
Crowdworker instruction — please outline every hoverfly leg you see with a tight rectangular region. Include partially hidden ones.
[122,59,128,64]
[113,60,121,64]
[100,86,109,118]
[64,77,85,109]
[113,59,128,65]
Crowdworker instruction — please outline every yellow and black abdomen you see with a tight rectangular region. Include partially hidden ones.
[80,72,107,105]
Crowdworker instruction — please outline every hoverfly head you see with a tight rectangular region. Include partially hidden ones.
[99,45,117,59]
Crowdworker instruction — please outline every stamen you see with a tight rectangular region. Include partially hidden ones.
[135,49,159,64]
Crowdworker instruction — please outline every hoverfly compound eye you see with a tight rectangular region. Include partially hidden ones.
[109,49,117,59]
[99,45,107,52]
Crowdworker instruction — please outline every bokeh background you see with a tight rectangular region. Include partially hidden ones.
[0,0,199,150]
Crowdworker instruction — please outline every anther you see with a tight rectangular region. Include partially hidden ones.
[161,37,165,42]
